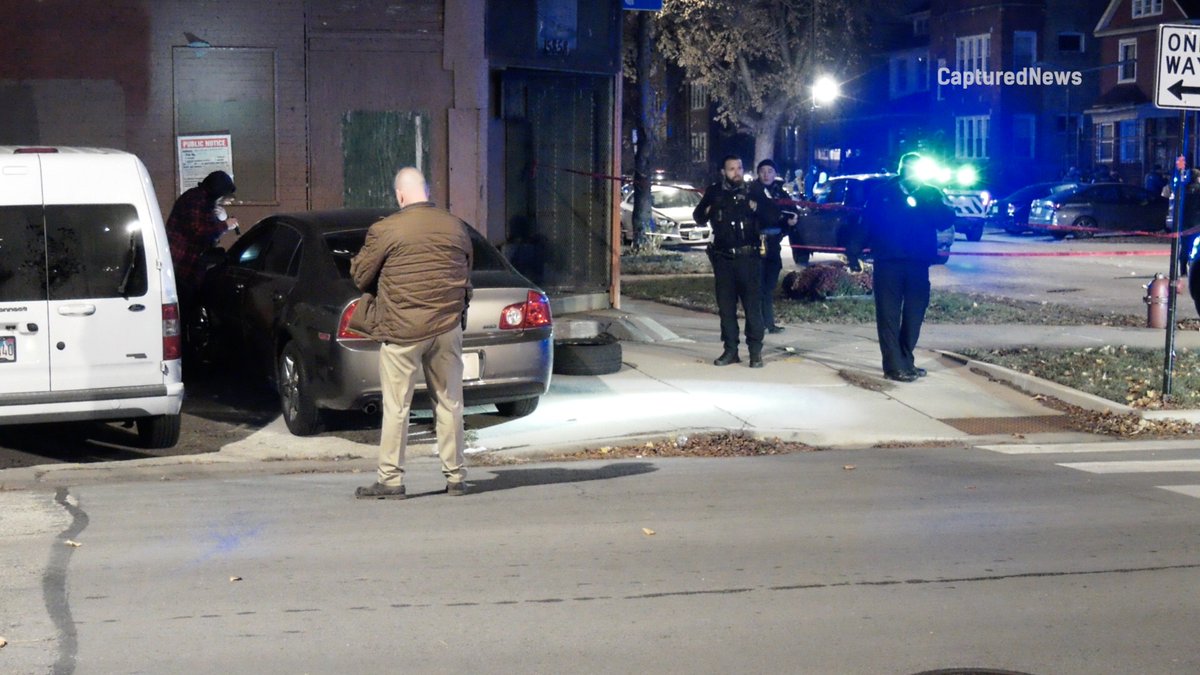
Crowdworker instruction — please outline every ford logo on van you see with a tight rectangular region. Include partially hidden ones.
[0,306,29,312]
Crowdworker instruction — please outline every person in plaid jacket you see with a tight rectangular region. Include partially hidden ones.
[166,170,236,304]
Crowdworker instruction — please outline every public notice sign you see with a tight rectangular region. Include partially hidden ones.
[176,133,233,195]
[1155,24,1200,110]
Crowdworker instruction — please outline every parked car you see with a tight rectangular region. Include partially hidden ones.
[986,181,1082,234]
[1028,183,1169,239]
[0,146,183,448]
[794,173,954,267]
[619,182,711,246]
[190,209,554,435]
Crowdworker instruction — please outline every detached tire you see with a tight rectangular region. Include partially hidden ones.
[553,334,623,376]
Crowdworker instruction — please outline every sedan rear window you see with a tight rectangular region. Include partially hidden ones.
[326,228,510,278]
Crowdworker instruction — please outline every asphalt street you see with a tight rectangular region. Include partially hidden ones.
[4,445,1200,674]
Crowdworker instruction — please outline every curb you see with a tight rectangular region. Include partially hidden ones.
[938,350,1200,424]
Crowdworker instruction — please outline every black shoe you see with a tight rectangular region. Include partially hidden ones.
[767,325,785,334]
[884,370,918,383]
[355,482,407,500]
[713,351,741,366]
[446,481,469,497]
[749,356,764,368]
[909,367,928,378]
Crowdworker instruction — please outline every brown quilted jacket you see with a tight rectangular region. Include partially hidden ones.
[349,202,473,344]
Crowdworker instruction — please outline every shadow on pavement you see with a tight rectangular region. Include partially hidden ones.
[461,461,658,496]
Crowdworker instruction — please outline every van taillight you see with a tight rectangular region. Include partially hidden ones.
[162,303,181,360]
[337,299,369,340]
[499,291,553,329]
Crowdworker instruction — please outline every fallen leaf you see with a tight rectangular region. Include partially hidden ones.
[229,576,243,582]
[0,636,7,649]
[843,465,856,471]
[63,540,82,547]
[965,485,977,490]
[642,528,656,536]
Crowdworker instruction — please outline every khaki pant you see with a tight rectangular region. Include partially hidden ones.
[376,326,465,487]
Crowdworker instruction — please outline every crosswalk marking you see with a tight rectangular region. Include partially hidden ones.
[978,440,1200,455]
[1159,485,1200,498]
[1057,459,1200,474]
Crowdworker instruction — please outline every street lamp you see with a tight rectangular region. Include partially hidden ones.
[807,75,841,190]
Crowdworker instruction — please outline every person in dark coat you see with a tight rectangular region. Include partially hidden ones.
[165,170,237,304]
[862,153,955,382]
[694,155,767,367]
[747,158,794,333]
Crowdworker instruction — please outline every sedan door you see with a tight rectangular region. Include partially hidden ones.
[239,223,304,372]
[201,222,276,372]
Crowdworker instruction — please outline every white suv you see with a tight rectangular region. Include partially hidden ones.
[0,147,183,447]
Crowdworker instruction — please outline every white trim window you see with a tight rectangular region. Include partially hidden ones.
[1013,114,1036,159]
[956,34,990,73]
[1132,0,1163,18]
[1119,119,1142,162]
[1013,31,1037,70]
[955,115,990,159]
[689,84,708,111]
[936,58,947,100]
[690,131,707,163]
[1118,39,1137,82]
[1096,123,1114,162]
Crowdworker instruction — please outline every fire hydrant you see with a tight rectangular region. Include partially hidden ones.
[1145,273,1170,328]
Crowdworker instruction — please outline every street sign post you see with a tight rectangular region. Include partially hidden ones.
[1154,24,1200,398]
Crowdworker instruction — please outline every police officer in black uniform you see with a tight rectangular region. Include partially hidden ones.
[863,152,954,382]
[747,158,795,333]
[694,155,766,367]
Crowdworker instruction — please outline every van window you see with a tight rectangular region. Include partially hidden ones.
[45,204,148,300]
[0,206,47,302]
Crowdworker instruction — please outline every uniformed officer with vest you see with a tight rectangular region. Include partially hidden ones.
[747,158,795,333]
[863,152,955,382]
[694,155,767,367]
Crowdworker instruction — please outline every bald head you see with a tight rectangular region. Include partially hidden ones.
[393,167,429,207]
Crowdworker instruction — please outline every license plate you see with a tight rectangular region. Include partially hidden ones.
[462,351,480,381]
[0,335,14,363]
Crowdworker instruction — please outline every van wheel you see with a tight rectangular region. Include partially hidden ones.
[279,342,322,436]
[137,414,181,449]
[496,397,539,418]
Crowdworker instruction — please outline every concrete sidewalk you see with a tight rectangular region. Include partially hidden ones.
[12,297,1200,483]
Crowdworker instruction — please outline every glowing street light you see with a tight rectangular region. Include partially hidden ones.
[811,75,841,106]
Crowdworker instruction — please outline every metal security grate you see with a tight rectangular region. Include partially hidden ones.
[939,415,1073,435]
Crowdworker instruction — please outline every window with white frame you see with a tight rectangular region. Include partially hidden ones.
[1013,31,1037,69]
[937,58,946,100]
[1013,115,1036,159]
[689,84,708,111]
[955,115,990,159]
[956,34,990,73]
[1096,123,1114,162]
[1132,0,1163,18]
[1118,39,1137,82]
[690,131,707,163]
[1119,120,1141,162]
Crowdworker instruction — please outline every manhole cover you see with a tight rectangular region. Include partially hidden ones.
[939,415,1072,435]
[911,670,1039,675]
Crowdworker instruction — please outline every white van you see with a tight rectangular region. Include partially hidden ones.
[0,147,183,448]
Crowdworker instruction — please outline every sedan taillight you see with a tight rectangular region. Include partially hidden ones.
[499,290,552,330]
[162,303,181,360]
[336,299,369,340]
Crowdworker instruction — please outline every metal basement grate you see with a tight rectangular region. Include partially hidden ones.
[938,415,1073,435]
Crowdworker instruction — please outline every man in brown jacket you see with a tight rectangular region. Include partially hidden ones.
[350,167,474,499]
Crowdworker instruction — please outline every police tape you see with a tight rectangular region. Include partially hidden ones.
[784,242,1170,257]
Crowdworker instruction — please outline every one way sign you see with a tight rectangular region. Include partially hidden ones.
[1156,24,1200,109]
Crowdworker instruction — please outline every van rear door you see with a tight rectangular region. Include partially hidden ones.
[0,153,51,395]
[40,154,164,392]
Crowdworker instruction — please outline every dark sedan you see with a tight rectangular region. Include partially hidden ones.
[985,181,1082,234]
[189,209,554,435]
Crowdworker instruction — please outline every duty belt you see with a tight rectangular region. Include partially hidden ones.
[709,244,760,257]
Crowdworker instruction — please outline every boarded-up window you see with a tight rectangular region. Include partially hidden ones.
[341,111,431,208]
[173,48,277,203]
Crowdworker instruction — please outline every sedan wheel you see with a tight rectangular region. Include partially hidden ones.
[279,343,322,436]
[1072,217,1098,238]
